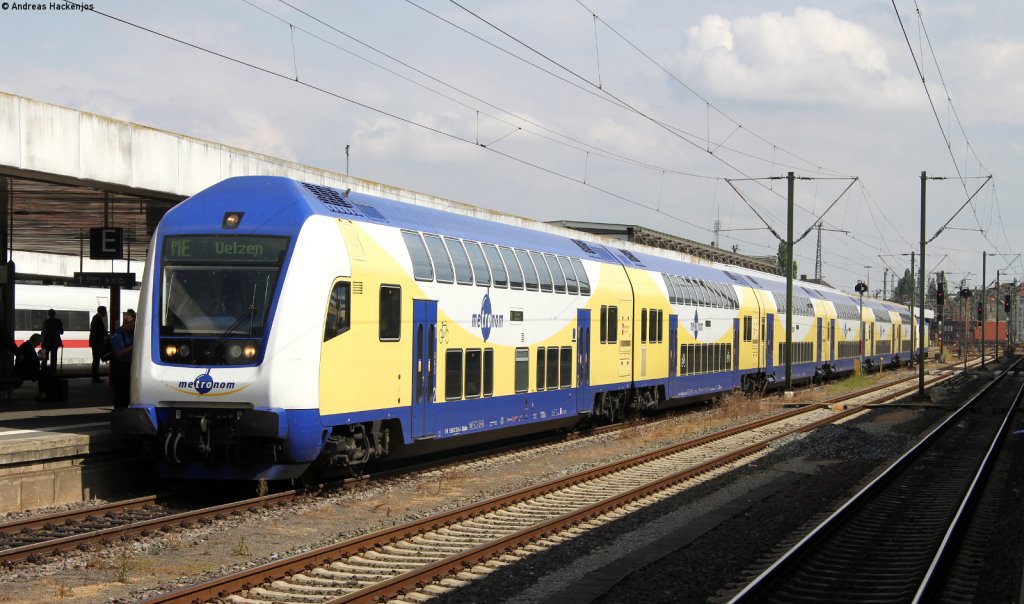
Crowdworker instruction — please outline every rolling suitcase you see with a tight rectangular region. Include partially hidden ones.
[41,348,69,402]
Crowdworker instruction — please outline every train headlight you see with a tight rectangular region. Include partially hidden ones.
[164,343,178,358]
[178,344,191,358]
[243,344,257,360]
[228,344,243,359]
[222,212,244,229]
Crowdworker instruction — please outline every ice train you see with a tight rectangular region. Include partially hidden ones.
[12,284,139,366]
[113,176,929,480]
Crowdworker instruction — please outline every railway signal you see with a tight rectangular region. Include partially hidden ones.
[977,302,983,321]
[936,282,944,306]
[1005,294,1012,313]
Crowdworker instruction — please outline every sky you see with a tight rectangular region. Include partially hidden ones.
[2,0,1022,299]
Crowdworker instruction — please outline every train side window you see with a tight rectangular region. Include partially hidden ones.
[463,241,492,287]
[536,347,546,390]
[445,349,463,400]
[481,244,508,288]
[444,238,474,285]
[608,306,618,344]
[559,347,572,388]
[743,316,753,342]
[515,347,529,393]
[641,309,648,343]
[681,278,695,305]
[545,254,566,293]
[570,258,591,295]
[670,275,684,305]
[600,306,608,343]
[422,235,454,284]
[484,349,494,396]
[499,247,524,290]
[648,309,657,344]
[515,249,539,291]
[323,281,351,341]
[656,309,663,343]
[663,274,676,304]
[401,230,434,282]
[546,347,559,389]
[465,349,482,398]
[709,282,723,308]
[379,285,401,341]
[530,251,553,292]
[558,257,579,294]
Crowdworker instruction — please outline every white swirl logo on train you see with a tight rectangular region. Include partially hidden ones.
[471,292,504,342]
[172,369,250,397]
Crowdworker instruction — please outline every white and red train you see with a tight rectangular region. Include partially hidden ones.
[12,284,140,365]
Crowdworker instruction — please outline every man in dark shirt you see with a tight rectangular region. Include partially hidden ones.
[89,305,108,383]
[40,309,63,371]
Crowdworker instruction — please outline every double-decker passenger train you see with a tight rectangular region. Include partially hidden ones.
[113,176,929,481]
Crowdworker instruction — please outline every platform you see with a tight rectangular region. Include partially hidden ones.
[0,371,151,514]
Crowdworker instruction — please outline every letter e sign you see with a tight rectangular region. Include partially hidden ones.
[89,227,124,260]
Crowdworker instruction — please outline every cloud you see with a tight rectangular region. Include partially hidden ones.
[678,8,918,109]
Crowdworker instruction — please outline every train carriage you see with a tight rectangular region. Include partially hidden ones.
[12,284,139,366]
[113,176,927,481]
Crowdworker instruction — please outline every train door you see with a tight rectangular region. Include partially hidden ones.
[732,318,740,386]
[816,318,823,363]
[412,300,437,439]
[765,313,775,369]
[669,314,678,378]
[829,319,836,362]
[576,309,591,392]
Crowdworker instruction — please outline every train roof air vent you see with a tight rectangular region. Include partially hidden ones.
[302,183,363,217]
[723,271,742,282]
[571,239,597,255]
[618,249,644,266]
[354,203,388,222]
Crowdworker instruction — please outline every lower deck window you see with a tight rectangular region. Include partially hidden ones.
[445,350,462,400]
[515,348,529,393]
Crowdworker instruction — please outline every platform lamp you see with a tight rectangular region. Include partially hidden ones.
[856,280,868,370]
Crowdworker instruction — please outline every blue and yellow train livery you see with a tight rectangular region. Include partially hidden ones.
[113,176,927,481]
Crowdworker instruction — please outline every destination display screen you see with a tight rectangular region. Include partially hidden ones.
[163,236,290,263]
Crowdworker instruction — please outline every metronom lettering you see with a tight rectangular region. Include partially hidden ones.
[471,313,504,329]
[178,381,236,389]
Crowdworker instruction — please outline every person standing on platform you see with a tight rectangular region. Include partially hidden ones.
[89,305,108,383]
[109,309,135,409]
[40,309,64,371]
[15,333,44,399]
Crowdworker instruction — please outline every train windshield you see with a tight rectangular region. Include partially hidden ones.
[160,236,288,337]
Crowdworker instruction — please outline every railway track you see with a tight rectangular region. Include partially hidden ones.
[0,358,969,573]
[727,357,1023,603]
[137,362,972,603]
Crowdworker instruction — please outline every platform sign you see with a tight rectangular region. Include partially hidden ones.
[74,272,136,287]
[89,227,124,260]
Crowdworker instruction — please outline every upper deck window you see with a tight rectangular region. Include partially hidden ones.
[423,235,454,284]
[444,238,474,285]
[545,255,566,294]
[463,241,491,287]
[516,249,539,291]
[558,257,579,294]
[481,244,508,288]
[401,231,433,282]
[570,258,590,295]
[499,247,524,290]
